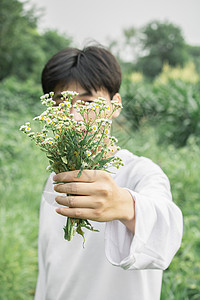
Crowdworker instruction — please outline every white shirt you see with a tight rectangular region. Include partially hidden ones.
[35,149,183,300]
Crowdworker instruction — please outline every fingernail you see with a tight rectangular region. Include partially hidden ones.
[53,175,58,181]
[56,208,61,214]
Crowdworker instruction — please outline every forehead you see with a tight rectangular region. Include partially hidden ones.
[53,81,111,100]
[54,81,86,94]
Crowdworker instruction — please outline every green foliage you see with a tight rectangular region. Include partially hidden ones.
[120,77,159,129]
[152,79,200,147]
[0,113,48,299]
[40,30,72,63]
[187,44,200,76]
[136,21,188,78]
[0,76,43,116]
[120,77,200,147]
[137,54,163,78]
[108,21,191,80]
[0,0,72,82]
[0,0,40,80]
[0,77,48,299]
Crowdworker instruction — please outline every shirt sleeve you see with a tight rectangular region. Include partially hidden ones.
[104,158,183,270]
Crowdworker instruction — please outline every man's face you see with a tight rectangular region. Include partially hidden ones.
[53,81,121,154]
[53,81,111,123]
[53,81,121,124]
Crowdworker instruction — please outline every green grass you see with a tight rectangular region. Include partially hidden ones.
[0,111,48,300]
[1,112,200,299]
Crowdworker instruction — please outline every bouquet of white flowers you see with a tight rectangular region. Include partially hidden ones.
[20,91,123,243]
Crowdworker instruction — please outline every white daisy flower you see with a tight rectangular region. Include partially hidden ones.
[46,118,52,124]
[33,116,39,121]
[66,102,71,108]
[86,150,92,156]
[92,125,98,131]
[19,125,26,131]
[98,97,107,102]
[27,132,35,137]
[104,129,109,135]
[25,127,31,132]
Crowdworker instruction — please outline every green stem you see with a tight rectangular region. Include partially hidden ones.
[64,217,76,241]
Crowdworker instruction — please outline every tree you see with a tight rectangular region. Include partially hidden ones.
[187,45,200,75]
[0,0,72,82]
[107,26,140,74]
[0,0,38,80]
[41,30,72,63]
[136,21,188,79]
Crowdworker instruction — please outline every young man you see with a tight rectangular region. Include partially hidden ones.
[35,45,183,300]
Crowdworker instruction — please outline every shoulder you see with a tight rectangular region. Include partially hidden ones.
[114,149,165,175]
[112,149,171,191]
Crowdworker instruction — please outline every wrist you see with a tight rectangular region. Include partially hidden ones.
[119,188,135,235]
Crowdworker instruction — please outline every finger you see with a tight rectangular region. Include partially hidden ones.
[53,169,102,183]
[54,182,95,195]
[55,195,95,208]
[55,207,99,221]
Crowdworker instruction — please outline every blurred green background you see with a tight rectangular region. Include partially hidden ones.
[0,0,200,299]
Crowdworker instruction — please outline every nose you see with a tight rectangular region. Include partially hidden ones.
[70,106,83,123]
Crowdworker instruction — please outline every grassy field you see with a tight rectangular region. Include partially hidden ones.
[0,111,200,299]
[0,111,48,299]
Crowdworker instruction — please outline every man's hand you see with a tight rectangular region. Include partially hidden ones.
[53,170,135,235]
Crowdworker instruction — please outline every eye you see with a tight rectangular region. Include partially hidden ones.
[73,99,94,104]
[82,98,95,103]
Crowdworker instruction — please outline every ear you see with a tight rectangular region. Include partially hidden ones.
[111,93,122,119]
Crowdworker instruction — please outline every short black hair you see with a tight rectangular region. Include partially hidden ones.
[41,45,122,99]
